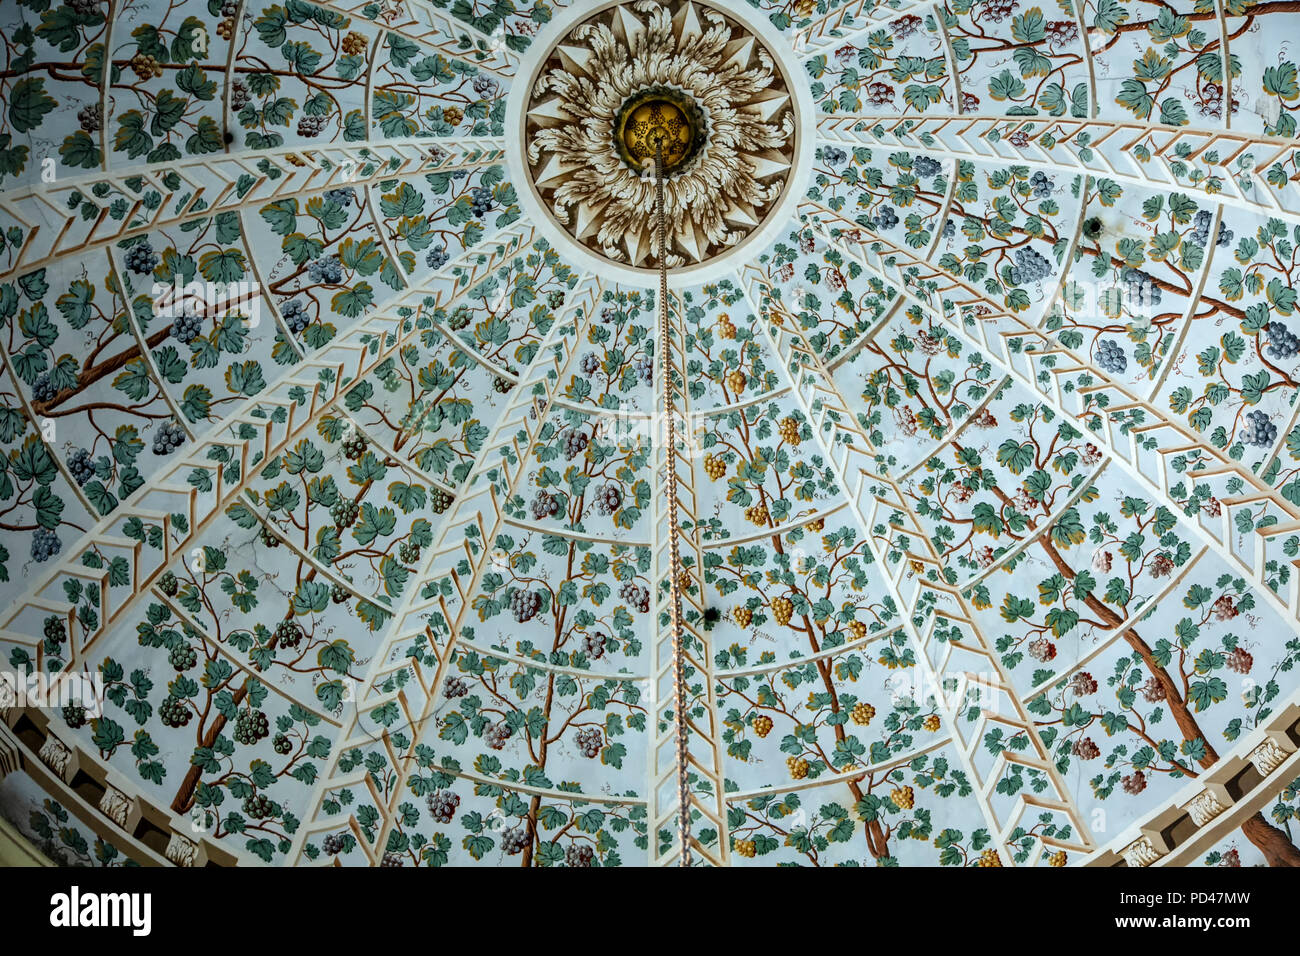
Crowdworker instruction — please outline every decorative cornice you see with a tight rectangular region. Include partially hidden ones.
[1086,695,1300,866]
[37,733,72,780]
[1250,737,1289,776]
[99,785,133,830]
[1121,837,1162,868]
[1184,789,1227,828]
[165,832,198,868]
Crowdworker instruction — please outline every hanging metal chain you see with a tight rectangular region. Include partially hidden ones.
[655,139,692,867]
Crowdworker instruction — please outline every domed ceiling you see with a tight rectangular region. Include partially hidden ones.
[0,0,1299,870]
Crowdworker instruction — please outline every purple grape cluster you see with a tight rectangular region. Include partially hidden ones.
[470,186,494,218]
[171,310,203,344]
[443,675,468,699]
[1239,410,1277,448]
[892,14,923,37]
[913,155,941,178]
[1192,209,1234,249]
[1265,321,1299,361]
[1095,339,1127,374]
[323,187,355,208]
[152,420,186,455]
[822,147,847,166]
[1122,268,1161,309]
[1046,20,1080,44]
[867,82,894,105]
[510,588,542,622]
[983,0,1019,22]
[1122,770,1148,795]
[484,721,512,750]
[280,298,309,334]
[32,373,55,403]
[67,448,95,485]
[125,240,159,275]
[322,834,346,856]
[308,255,343,284]
[1009,246,1052,285]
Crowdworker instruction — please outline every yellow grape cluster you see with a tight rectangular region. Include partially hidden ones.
[771,596,793,625]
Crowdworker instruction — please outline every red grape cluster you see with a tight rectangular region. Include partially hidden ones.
[426,790,460,824]
[575,727,603,758]
[619,581,650,613]
[582,632,606,659]
[484,721,512,750]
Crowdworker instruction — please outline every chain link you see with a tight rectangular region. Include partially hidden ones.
[655,140,693,867]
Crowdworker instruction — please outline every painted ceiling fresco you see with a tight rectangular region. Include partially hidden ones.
[0,0,1298,869]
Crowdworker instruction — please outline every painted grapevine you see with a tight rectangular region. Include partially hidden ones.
[0,0,1298,870]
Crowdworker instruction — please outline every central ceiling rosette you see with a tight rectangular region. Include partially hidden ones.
[3,0,1300,875]
[518,0,801,274]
